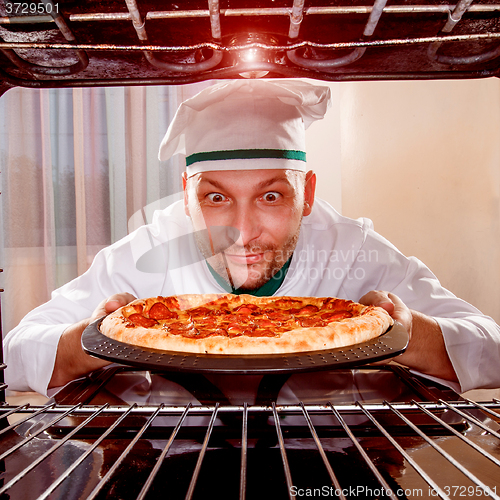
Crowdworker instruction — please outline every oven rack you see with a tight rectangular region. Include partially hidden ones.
[2,0,500,89]
[0,399,498,499]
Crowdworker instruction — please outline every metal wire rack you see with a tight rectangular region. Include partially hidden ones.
[0,397,498,499]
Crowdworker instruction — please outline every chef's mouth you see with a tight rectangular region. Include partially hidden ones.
[224,253,266,265]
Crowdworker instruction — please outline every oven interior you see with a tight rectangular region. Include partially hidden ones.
[1,1,500,499]
[2,0,500,94]
[0,365,499,499]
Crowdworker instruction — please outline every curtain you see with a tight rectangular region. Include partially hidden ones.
[0,83,209,335]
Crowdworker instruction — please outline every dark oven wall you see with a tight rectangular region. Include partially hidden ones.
[1,0,500,95]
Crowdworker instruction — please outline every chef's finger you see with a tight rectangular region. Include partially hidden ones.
[104,293,137,314]
[359,290,395,315]
[386,292,413,335]
[359,290,412,334]
[90,293,136,320]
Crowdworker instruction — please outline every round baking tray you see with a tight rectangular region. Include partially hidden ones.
[82,318,409,374]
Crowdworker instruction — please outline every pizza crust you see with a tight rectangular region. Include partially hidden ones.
[100,294,393,355]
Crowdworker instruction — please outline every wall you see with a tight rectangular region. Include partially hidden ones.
[309,78,500,323]
[305,81,342,211]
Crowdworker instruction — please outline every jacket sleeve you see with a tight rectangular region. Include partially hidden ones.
[391,257,500,392]
[3,228,160,395]
[3,202,194,395]
[342,225,500,392]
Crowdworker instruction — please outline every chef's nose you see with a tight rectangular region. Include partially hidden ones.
[206,225,240,252]
[231,204,262,247]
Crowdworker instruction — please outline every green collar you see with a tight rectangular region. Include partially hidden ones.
[206,256,292,297]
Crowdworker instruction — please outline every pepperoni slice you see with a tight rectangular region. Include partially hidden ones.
[298,317,326,328]
[252,318,274,328]
[321,311,353,322]
[188,307,212,317]
[292,305,320,315]
[166,321,194,331]
[226,323,255,337]
[226,321,244,330]
[323,297,353,309]
[193,318,219,329]
[265,312,291,322]
[249,329,277,337]
[233,306,253,315]
[209,308,230,316]
[168,327,199,337]
[234,304,261,315]
[128,314,158,328]
[148,302,178,320]
[212,327,228,337]
[226,327,242,337]
[273,298,303,309]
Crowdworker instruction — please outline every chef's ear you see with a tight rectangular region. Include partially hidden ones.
[182,172,190,216]
[303,170,316,216]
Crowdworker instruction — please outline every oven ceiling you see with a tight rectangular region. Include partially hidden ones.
[1,0,500,95]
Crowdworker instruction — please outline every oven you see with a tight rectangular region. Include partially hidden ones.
[2,0,500,86]
[0,364,499,498]
[1,1,500,498]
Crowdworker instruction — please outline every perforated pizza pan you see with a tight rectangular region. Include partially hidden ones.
[82,319,409,375]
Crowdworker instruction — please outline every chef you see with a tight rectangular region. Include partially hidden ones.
[4,79,500,396]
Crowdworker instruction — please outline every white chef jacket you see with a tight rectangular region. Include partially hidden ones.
[4,198,500,395]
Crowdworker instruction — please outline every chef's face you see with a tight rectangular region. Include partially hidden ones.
[183,168,316,291]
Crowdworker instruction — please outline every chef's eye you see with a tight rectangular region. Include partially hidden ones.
[207,193,227,203]
[263,191,281,202]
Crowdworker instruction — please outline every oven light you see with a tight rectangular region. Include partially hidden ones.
[240,47,260,63]
[230,33,278,78]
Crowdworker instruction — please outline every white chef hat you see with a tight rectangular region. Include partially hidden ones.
[158,79,331,177]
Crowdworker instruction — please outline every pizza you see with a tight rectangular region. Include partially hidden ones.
[99,294,393,355]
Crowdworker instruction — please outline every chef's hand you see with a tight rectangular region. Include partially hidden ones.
[359,290,412,336]
[90,293,137,321]
[359,290,458,383]
[49,293,137,389]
